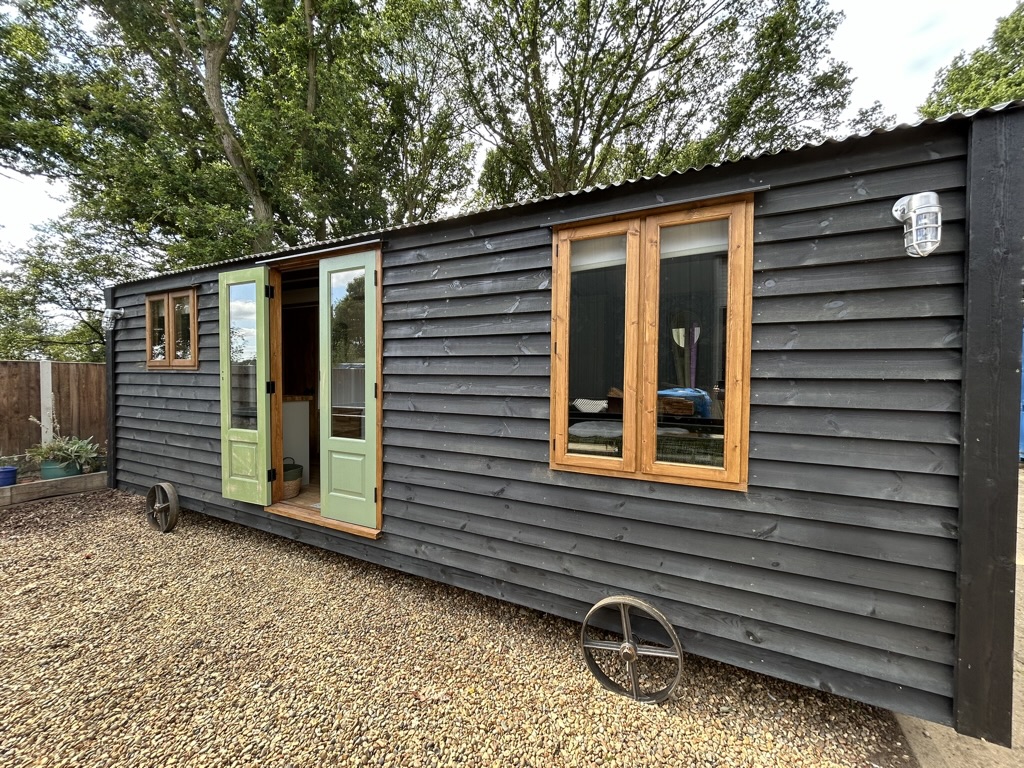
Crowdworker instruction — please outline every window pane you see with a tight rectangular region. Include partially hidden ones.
[228,282,258,430]
[172,294,192,360]
[656,219,729,467]
[329,268,366,440]
[567,234,626,458]
[148,298,166,361]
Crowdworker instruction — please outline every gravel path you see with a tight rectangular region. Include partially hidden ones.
[1,490,917,768]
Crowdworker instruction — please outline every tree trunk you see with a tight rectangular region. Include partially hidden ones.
[167,0,276,254]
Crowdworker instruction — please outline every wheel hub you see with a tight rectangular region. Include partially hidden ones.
[619,642,638,663]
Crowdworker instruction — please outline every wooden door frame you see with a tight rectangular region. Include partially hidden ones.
[266,247,384,533]
[269,268,283,502]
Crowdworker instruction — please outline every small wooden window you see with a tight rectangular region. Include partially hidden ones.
[551,196,753,491]
[146,288,198,369]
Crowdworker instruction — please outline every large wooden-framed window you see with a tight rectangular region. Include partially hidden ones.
[550,196,753,490]
[146,288,198,369]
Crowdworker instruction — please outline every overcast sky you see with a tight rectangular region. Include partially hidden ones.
[0,0,1019,252]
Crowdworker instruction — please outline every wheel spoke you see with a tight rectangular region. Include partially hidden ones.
[619,603,633,642]
[635,644,680,659]
[582,638,622,652]
[626,659,639,699]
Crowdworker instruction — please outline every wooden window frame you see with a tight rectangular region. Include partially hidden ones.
[550,196,753,491]
[145,288,198,369]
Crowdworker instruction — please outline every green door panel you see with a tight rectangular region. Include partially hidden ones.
[319,251,377,528]
[218,267,271,506]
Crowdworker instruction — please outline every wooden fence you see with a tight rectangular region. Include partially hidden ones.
[0,361,107,457]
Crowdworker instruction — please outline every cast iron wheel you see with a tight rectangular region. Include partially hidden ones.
[146,482,180,533]
[580,595,683,704]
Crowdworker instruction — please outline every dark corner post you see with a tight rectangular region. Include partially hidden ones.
[956,107,1024,747]
[103,285,117,491]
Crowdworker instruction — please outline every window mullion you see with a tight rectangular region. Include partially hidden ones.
[620,219,642,473]
[168,293,180,367]
[637,217,659,476]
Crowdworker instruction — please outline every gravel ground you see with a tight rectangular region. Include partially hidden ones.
[1,490,918,768]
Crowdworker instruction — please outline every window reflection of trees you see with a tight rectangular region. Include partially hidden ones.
[331,274,365,366]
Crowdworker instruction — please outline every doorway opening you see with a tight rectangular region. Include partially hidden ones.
[260,249,382,539]
[276,266,320,511]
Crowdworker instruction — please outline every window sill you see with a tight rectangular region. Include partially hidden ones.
[549,459,748,492]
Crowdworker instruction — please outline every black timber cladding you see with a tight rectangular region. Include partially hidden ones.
[108,119,999,734]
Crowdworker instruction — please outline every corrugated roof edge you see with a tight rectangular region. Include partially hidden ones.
[114,99,1024,289]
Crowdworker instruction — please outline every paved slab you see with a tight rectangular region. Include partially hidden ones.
[896,470,1024,766]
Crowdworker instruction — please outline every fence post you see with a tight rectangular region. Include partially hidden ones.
[39,360,54,440]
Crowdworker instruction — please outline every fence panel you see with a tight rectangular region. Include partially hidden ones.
[0,361,106,456]
[0,362,42,456]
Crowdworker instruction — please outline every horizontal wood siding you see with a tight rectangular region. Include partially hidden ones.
[377,125,966,726]
[109,121,971,727]
[109,278,224,510]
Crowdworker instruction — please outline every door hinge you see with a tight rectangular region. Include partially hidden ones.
[374,382,378,399]
[268,467,277,482]
[552,438,556,453]
[265,285,275,299]
[373,269,378,287]
[373,487,378,503]
[266,380,276,395]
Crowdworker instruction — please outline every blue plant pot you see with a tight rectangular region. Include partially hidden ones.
[0,466,16,487]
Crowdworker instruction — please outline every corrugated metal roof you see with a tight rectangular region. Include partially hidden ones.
[116,99,1024,287]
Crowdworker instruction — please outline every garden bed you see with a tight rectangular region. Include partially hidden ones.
[0,471,107,508]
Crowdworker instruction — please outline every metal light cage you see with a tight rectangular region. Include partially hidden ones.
[892,192,942,257]
[102,307,124,332]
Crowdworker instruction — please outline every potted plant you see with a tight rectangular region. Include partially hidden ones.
[26,417,100,480]
[0,462,16,487]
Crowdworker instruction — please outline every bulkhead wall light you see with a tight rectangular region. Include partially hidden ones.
[102,307,124,333]
[892,192,942,257]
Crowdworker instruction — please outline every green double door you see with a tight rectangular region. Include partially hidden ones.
[218,250,378,529]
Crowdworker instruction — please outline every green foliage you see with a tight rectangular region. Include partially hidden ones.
[447,0,852,204]
[920,2,1024,118]
[0,276,48,360]
[0,0,477,359]
[845,101,896,134]
[26,416,101,468]
[1,0,476,262]
[374,0,476,222]
[0,2,90,178]
[0,216,150,361]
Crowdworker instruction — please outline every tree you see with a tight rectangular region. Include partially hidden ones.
[376,0,476,223]
[0,0,477,359]
[0,2,90,178]
[920,2,1024,118]
[1,0,477,264]
[0,218,150,361]
[0,279,48,360]
[846,100,896,134]
[447,0,853,204]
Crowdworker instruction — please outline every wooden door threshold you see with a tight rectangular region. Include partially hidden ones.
[265,501,382,540]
